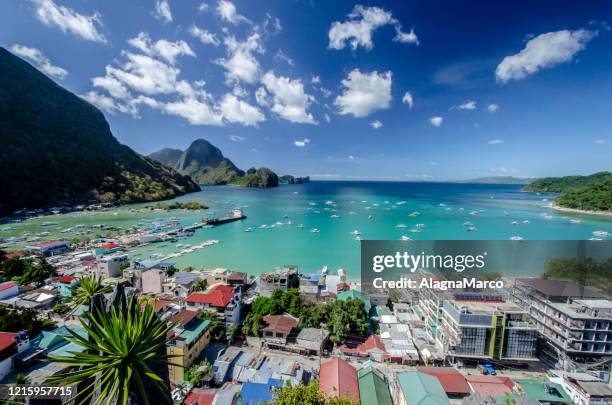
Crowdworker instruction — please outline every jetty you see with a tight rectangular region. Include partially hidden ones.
[204,208,246,226]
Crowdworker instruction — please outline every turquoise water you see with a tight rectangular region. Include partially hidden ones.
[3,182,611,276]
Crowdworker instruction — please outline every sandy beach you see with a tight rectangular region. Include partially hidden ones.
[549,203,612,217]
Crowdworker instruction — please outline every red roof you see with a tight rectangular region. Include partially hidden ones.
[362,335,386,352]
[0,332,18,353]
[262,315,299,335]
[465,375,515,397]
[185,284,234,307]
[417,367,471,395]
[57,275,76,284]
[0,282,18,292]
[183,388,215,405]
[100,243,120,249]
[319,358,360,402]
[169,310,198,326]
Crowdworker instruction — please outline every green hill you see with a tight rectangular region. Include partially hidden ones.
[525,172,612,212]
[0,47,200,216]
[149,139,282,187]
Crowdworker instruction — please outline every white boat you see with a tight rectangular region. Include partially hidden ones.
[511,221,518,225]
[41,222,58,226]
[510,236,524,241]
[244,228,253,232]
[400,235,411,241]
[330,214,340,219]
[409,211,420,217]
[355,236,362,241]
[466,226,477,232]
[395,224,407,228]
[463,221,473,227]
[523,220,531,224]
[593,230,609,237]
[298,224,305,229]
[570,219,582,224]
[259,224,268,229]
[310,228,320,233]
[351,230,361,235]
[368,215,373,219]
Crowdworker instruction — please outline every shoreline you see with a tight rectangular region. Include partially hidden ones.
[549,203,612,217]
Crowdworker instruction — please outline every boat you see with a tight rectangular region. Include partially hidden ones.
[41,221,58,226]
[310,228,320,233]
[259,224,268,229]
[368,215,373,219]
[244,228,253,232]
[510,236,524,241]
[408,211,420,217]
[466,226,477,232]
[330,214,340,219]
[355,236,362,241]
[570,219,581,224]
[298,224,305,229]
[592,230,609,237]
[396,224,407,228]
[351,230,361,235]
[400,235,411,241]
[523,220,531,224]
[511,221,518,225]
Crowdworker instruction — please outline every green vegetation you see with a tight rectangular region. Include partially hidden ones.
[232,167,279,188]
[70,275,113,309]
[273,380,357,405]
[192,279,208,292]
[154,200,208,210]
[242,289,368,343]
[0,252,56,285]
[197,310,225,340]
[0,306,55,336]
[279,175,311,184]
[524,172,612,212]
[48,296,174,405]
[149,139,284,188]
[556,180,612,212]
[184,360,212,388]
[0,47,200,216]
[543,258,612,295]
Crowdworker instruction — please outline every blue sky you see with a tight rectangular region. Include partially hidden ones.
[1,0,611,180]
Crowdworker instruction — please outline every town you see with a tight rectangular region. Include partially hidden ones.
[0,233,611,405]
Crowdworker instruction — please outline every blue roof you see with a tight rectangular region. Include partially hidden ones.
[159,262,176,268]
[135,259,159,269]
[307,274,320,282]
[241,379,283,405]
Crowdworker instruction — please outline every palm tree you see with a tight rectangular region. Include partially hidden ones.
[47,295,175,405]
[14,373,30,384]
[192,279,207,292]
[71,275,112,309]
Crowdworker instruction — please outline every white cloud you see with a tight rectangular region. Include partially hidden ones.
[496,29,596,83]
[348,155,355,160]
[311,75,321,84]
[274,50,294,67]
[294,138,310,147]
[488,139,504,145]
[128,32,195,64]
[324,113,331,123]
[81,91,134,115]
[9,44,68,79]
[393,26,419,45]
[334,69,392,117]
[92,74,131,99]
[487,103,499,112]
[457,99,477,110]
[216,33,263,84]
[370,120,383,129]
[105,52,181,95]
[263,12,282,35]
[328,5,418,51]
[153,0,172,23]
[255,86,270,107]
[229,134,246,142]
[430,116,443,127]
[261,71,316,124]
[189,24,220,46]
[163,97,224,126]
[402,91,413,109]
[198,3,209,12]
[219,93,265,126]
[216,0,250,25]
[34,0,106,43]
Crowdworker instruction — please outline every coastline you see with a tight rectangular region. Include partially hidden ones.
[549,203,612,217]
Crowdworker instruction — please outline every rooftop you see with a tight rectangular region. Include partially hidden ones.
[320,358,359,402]
[465,375,515,398]
[185,284,235,307]
[517,278,607,299]
[357,366,393,405]
[417,367,471,395]
[513,378,571,404]
[0,331,18,353]
[262,315,299,335]
[396,371,450,405]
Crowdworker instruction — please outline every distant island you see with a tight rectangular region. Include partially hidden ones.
[524,172,612,214]
[0,47,200,217]
[149,139,301,189]
[455,176,531,185]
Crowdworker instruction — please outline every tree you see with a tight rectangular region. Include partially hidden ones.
[198,311,225,340]
[14,373,30,385]
[48,295,174,405]
[192,279,207,292]
[71,275,113,309]
[273,380,357,405]
[19,255,56,285]
[184,360,212,388]
[165,266,177,277]
[0,306,55,336]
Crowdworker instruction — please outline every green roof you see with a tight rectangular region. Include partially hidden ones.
[358,367,393,405]
[338,290,372,312]
[396,371,450,405]
[176,319,210,345]
[510,378,572,404]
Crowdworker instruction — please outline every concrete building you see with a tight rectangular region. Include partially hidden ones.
[261,315,299,348]
[258,266,299,297]
[25,240,70,256]
[185,284,242,327]
[0,331,29,381]
[96,253,128,278]
[438,297,538,365]
[166,310,211,383]
[511,278,612,362]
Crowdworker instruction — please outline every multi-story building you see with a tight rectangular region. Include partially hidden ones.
[96,253,128,278]
[437,296,538,365]
[258,266,299,297]
[185,284,242,327]
[166,310,211,383]
[511,278,611,362]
